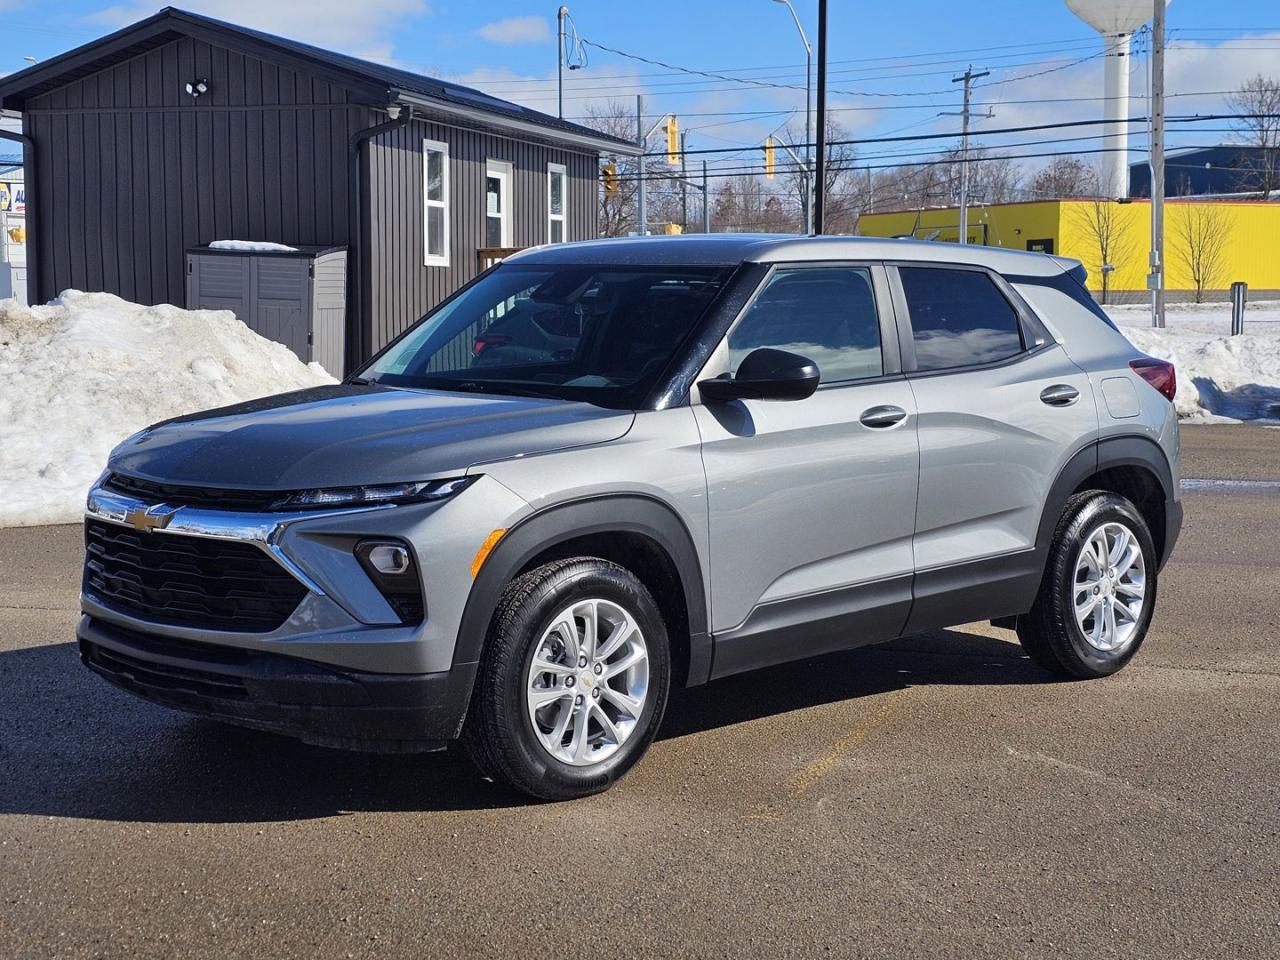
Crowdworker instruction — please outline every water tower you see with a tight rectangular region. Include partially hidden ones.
[1065,0,1162,198]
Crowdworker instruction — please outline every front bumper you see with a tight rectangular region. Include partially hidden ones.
[79,615,477,752]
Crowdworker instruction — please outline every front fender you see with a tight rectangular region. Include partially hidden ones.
[452,494,711,684]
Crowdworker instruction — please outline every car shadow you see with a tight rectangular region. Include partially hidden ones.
[0,631,1045,823]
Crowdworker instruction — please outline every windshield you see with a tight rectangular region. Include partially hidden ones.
[359,263,731,409]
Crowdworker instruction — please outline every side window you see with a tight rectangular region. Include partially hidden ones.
[423,139,449,266]
[548,163,567,243]
[729,267,883,384]
[899,267,1024,371]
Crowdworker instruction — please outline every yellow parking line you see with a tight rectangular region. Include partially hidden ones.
[745,692,904,821]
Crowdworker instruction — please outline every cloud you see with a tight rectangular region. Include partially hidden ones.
[476,15,551,46]
[82,0,431,63]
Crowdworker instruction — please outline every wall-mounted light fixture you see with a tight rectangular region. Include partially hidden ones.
[184,79,209,99]
[386,103,402,120]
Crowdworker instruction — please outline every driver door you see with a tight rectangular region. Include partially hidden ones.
[692,263,920,679]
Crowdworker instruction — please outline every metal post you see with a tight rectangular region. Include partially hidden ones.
[1150,0,1167,328]
[1231,282,1248,335]
[952,65,989,246]
[702,160,710,233]
[557,6,567,120]
[636,94,646,236]
[680,130,689,231]
[813,0,827,234]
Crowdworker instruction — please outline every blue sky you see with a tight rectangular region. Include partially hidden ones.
[6,1,1280,172]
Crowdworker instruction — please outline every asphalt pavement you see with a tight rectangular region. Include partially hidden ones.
[1,423,1277,959]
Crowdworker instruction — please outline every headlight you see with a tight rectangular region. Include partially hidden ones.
[270,476,476,511]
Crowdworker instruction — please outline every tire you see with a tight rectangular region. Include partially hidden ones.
[1017,491,1158,680]
[463,557,671,801]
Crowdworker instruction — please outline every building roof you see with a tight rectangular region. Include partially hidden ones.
[512,234,1077,277]
[0,7,637,156]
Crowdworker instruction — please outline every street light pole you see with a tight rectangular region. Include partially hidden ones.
[557,6,568,119]
[813,0,827,234]
[772,0,812,234]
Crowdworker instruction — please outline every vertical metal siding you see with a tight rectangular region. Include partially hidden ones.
[24,36,368,305]
[365,119,600,351]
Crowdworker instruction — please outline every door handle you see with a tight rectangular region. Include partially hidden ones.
[1040,384,1080,407]
[859,404,908,429]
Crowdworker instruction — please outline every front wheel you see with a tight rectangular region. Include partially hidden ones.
[463,558,670,800]
[1018,491,1158,679]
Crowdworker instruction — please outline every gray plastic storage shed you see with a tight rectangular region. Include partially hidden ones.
[185,245,347,376]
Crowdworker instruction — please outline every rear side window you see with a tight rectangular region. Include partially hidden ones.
[899,267,1024,371]
[730,267,883,384]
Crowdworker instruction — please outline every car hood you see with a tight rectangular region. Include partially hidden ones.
[108,384,635,490]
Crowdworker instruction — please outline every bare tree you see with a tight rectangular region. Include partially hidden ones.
[1071,198,1139,304]
[1030,156,1099,199]
[1171,203,1231,303]
[711,175,792,233]
[582,100,638,237]
[1227,74,1280,199]
[580,100,687,237]
[779,115,860,233]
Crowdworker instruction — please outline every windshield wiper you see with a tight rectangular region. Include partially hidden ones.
[429,380,565,401]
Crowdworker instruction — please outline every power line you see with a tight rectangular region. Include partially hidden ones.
[637,113,1275,159]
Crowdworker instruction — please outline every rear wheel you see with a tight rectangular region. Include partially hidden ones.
[463,557,670,800]
[1018,491,1157,679]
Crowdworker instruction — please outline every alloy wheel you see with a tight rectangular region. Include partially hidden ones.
[1073,521,1147,653]
[525,598,650,766]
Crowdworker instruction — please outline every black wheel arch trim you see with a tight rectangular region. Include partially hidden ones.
[453,494,712,685]
[1037,434,1177,567]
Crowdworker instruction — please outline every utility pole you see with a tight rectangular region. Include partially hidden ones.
[557,6,568,119]
[680,130,689,231]
[951,64,989,246]
[1150,0,1167,328]
[702,160,710,233]
[636,94,646,236]
[813,0,827,234]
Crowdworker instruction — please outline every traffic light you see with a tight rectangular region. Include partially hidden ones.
[602,161,618,197]
[666,116,679,166]
[764,136,775,179]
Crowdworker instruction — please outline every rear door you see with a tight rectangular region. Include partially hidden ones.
[889,263,1097,631]
[694,263,920,678]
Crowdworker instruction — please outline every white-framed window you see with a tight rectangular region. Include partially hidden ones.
[547,162,567,243]
[484,158,513,248]
[423,139,449,266]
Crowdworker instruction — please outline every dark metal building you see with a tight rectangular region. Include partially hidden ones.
[1129,145,1280,199]
[0,7,636,367]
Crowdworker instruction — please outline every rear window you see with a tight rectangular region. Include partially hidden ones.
[899,267,1025,371]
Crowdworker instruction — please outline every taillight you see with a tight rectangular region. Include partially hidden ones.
[1130,357,1176,402]
[472,335,510,357]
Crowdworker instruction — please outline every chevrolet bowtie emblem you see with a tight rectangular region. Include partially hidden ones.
[123,504,176,533]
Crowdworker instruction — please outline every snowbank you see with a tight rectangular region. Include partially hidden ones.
[1106,301,1280,423]
[0,291,335,528]
[208,239,298,253]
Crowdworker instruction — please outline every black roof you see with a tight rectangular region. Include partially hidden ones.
[0,7,636,154]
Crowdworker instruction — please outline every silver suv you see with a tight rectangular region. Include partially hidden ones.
[80,236,1182,800]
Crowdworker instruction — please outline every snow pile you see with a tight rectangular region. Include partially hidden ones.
[0,290,335,528]
[1105,301,1280,423]
[208,239,298,253]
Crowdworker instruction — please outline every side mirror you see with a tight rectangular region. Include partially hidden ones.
[698,348,820,403]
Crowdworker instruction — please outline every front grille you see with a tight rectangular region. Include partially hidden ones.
[84,519,307,632]
[104,473,287,512]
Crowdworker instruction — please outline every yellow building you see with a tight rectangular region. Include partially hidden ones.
[857,199,1280,301]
